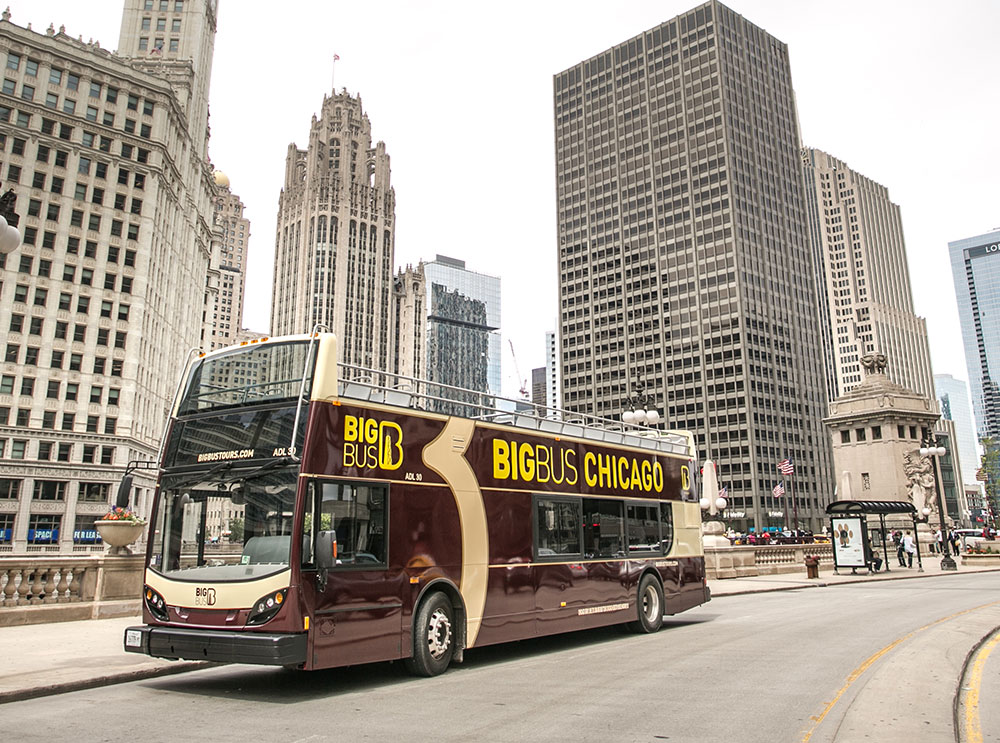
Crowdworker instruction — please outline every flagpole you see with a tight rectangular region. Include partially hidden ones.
[782,477,788,532]
[791,472,799,531]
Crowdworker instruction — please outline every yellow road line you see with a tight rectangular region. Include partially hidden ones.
[800,601,1000,743]
[963,630,1000,743]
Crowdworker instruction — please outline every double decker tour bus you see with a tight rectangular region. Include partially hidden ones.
[124,332,709,676]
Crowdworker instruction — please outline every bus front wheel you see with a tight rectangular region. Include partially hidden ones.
[628,574,664,634]
[406,592,455,676]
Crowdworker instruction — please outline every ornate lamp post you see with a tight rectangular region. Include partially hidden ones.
[0,187,22,254]
[620,381,661,427]
[919,433,957,571]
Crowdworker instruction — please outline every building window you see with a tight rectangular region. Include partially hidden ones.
[871,426,882,440]
[32,481,67,501]
[855,428,866,442]
[27,515,61,543]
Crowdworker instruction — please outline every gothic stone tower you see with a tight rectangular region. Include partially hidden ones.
[271,90,395,372]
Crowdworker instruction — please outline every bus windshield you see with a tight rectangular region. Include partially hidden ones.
[150,465,299,581]
[177,340,314,415]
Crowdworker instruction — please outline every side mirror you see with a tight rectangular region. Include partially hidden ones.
[315,530,338,570]
[115,474,134,508]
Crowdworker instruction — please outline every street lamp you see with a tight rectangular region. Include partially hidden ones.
[621,381,661,427]
[919,434,957,571]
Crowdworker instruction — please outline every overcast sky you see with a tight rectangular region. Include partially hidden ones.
[19,1,1000,399]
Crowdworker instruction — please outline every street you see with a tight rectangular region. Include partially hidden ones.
[5,573,1000,743]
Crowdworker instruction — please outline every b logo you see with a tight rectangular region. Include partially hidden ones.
[343,415,403,471]
[194,587,216,606]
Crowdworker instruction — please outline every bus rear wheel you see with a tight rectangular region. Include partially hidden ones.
[406,592,455,677]
[628,574,664,634]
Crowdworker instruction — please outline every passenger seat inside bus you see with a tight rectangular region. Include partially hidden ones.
[242,535,291,564]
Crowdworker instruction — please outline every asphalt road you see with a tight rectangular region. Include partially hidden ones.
[6,574,1000,743]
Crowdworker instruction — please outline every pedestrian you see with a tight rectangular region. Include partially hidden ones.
[935,529,944,555]
[902,530,916,568]
[950,530,960,554]
[894,530,906,567]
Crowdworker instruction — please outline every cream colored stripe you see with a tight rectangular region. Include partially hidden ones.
[421,417,489,647]
[146,568,292,610]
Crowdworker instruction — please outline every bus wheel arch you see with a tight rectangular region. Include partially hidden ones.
[628,570,664,634]
[407,580,466,675]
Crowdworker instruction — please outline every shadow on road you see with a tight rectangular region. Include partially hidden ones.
[140,613,720,703]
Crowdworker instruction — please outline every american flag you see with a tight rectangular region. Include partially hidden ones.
[778,458,794,475]
[772,483,784,498]
[718,486,728,499]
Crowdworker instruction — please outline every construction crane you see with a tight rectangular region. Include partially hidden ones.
[508,340,529,399]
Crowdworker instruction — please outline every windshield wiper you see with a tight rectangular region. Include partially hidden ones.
[168,460,236,490]
[231,456,293,483]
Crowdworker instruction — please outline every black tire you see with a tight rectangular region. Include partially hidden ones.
[405,592,455,677]
[627,573,664,634]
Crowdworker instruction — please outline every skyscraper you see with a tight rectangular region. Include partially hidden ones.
[422,255,501,396]
[271,90,395,375]
[554,1,833,531]
[801,148,935,401]
[950,229,1000,441]
[935,373,982,487]
[0,0,218,553]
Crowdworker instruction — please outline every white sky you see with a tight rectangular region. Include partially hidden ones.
[19,1,1000,399]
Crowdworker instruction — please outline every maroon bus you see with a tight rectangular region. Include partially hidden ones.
[124,333,709,676]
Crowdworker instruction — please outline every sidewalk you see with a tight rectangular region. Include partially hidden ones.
[709,552,998,596]
[1,557,996,704]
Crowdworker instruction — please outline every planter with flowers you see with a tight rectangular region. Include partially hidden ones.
[961,544,1000,566]
[95,507,147,555]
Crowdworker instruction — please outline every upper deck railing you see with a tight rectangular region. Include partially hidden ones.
[335,363,695,459]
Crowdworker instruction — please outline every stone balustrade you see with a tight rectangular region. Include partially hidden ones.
[0,555,144,626]
[705,542,835,580]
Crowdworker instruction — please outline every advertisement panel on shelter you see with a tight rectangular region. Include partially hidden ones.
[831,517,866,568]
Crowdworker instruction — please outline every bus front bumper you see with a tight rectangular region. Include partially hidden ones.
[124,625,307,666]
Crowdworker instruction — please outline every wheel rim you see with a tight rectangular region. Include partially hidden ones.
[426,607,452,660]
[642,583,660,623]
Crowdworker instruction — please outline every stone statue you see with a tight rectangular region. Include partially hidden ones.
[902,450,936,518]
[861,352,887,375]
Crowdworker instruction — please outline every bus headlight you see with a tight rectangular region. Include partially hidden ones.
[144,585,169,622]
[246,588,288,626]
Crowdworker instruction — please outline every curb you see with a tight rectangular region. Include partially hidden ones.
[0,661,217,705]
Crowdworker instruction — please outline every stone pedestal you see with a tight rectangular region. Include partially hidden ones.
[702,521,737,578]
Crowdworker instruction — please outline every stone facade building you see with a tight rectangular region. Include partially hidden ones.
[554,1,833,531]
[0,0,218,554]
[392,263,426,382]
[204,171,250,351]
[801,148,935,402]
[824,362,964,528]
[271,90,395,375]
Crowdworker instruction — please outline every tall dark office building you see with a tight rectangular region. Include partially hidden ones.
[554,1,833,531]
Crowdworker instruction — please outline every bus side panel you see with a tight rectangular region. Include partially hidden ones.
[392,483,464,653]
[476,491,535,646]
[534,560,629,635]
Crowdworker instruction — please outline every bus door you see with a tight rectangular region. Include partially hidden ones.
[302,480,405,669]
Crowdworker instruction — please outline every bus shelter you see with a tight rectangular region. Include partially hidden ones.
[825,500,923,575]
